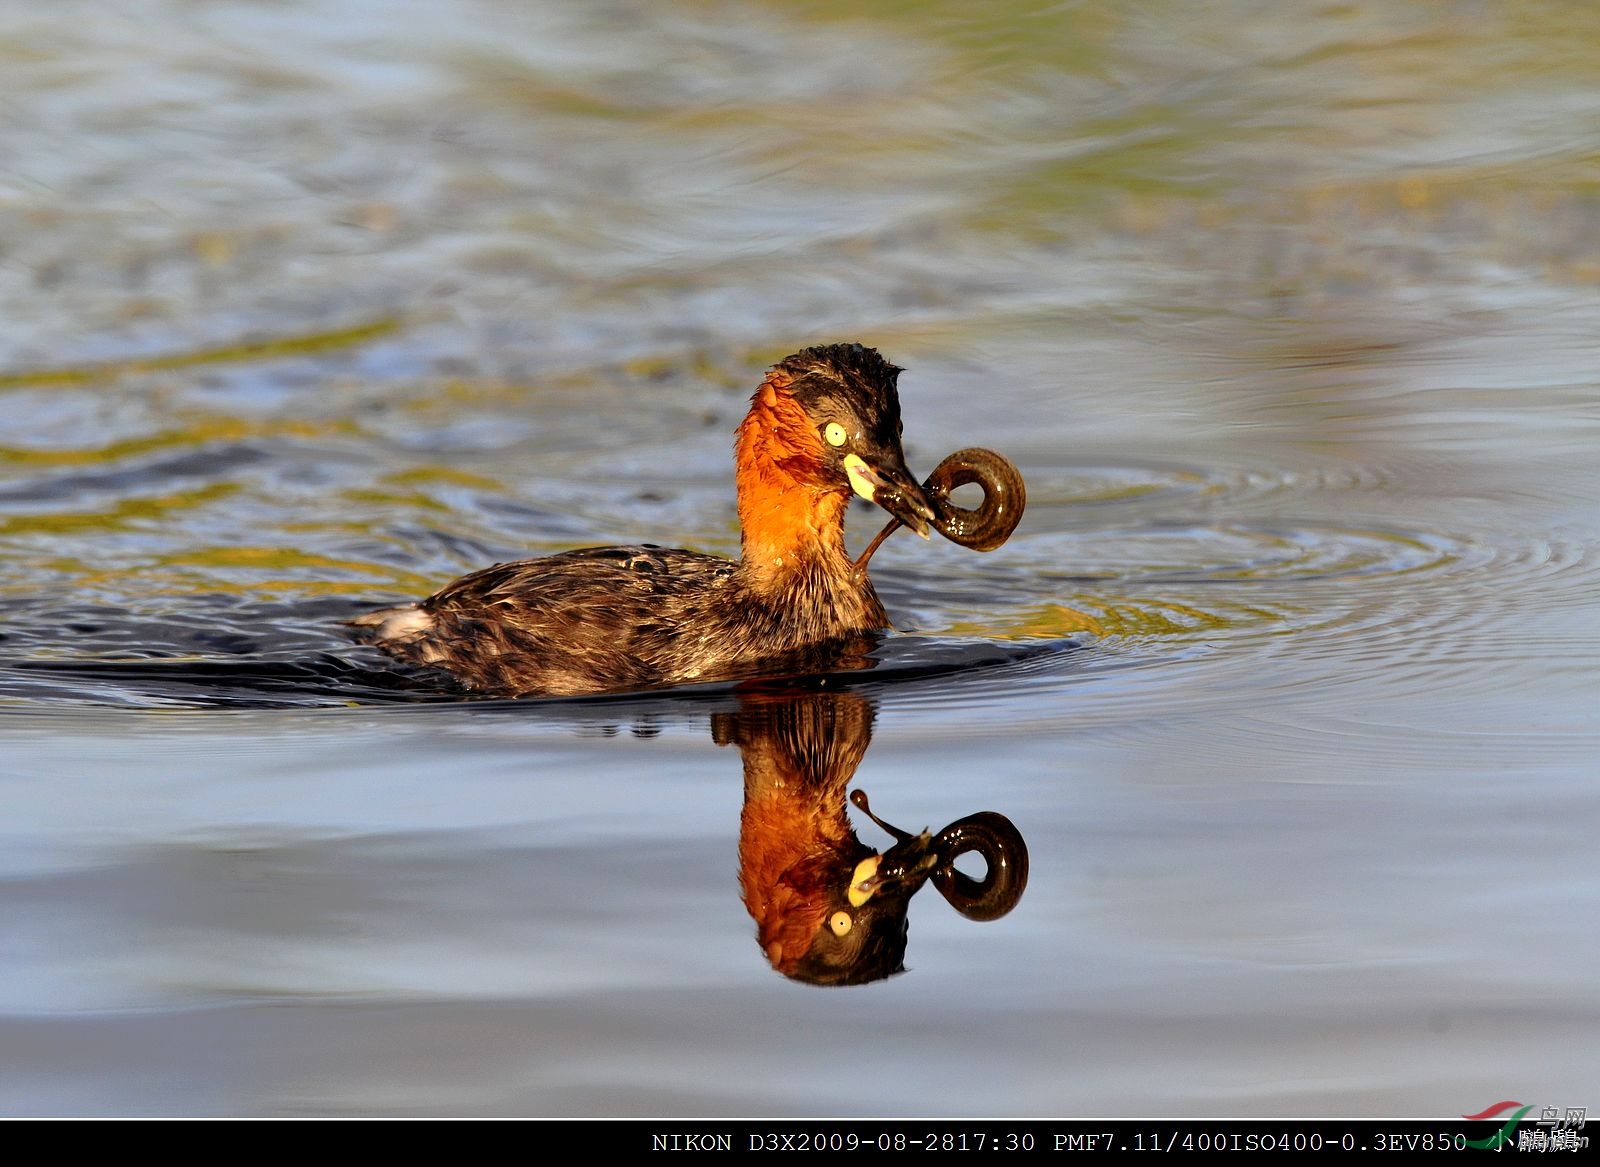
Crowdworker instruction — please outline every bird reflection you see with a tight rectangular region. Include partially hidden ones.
[712,687,1027,986]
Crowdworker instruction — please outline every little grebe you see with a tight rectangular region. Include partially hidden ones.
[350,343,943,697]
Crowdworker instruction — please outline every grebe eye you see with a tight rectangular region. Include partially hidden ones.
[823,422,848,448]
[829,911,853,936]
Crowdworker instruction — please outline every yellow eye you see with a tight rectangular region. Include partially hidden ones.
[823,422,848,448]
[829,911,853,936]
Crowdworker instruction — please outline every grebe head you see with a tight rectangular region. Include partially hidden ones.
[774,344,938,537]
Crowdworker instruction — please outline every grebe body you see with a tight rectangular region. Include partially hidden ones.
[351,344,937,696]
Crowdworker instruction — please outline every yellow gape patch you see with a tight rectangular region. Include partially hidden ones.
[848,854,880,906]
[843,453,876,502]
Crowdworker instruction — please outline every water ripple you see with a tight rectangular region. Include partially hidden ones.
[0,481,1587,729]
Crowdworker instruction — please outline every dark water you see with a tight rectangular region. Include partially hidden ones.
[1,0,1596,1116]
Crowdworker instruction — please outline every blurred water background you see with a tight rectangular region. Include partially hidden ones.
[1,0,1596,1116]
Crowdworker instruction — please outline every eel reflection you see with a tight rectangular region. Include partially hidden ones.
[713,688,1028,986]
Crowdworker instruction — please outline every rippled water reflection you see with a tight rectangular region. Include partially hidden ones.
[1,0,1596,1117]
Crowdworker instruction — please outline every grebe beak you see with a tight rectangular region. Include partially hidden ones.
[847,788,939,904]
[847,833,941,906]
[843,452,937,538]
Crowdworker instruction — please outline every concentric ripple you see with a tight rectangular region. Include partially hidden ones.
[0,344,1588,732]
[1026,460,1392,515]
[1,448,1585,729]
[1025,521,1469,585]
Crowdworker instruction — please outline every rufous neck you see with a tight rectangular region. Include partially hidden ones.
[734,377,849,575]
